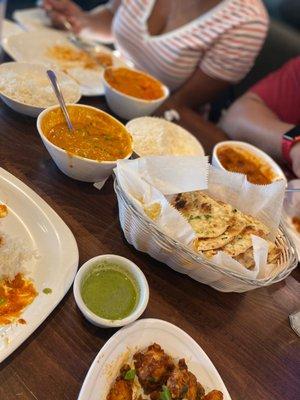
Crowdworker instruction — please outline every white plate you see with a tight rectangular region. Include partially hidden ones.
[0,168,79,362]
[1,19,23,42]
[2,29,125,97]
[13,7,52,31]
[78,318,231,400]
[13,7,114,45]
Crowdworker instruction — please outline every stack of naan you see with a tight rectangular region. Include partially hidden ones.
[172,191,281,269]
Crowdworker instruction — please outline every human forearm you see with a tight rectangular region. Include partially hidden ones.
[220,92,294,159]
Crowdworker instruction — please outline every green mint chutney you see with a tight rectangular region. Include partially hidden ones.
[81,261,139,320]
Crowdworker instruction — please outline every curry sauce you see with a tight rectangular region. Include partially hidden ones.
[0,273,37,325]
[104,67,165,100]
[217,145,277,185]
[42,106,132,162]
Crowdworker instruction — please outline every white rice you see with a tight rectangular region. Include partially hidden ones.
[0,232,36,281]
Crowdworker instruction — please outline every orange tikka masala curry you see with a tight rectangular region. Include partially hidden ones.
[104,67,165,101]
[42,106,132,162]
[217,145,277,185]
[0,273,37,325]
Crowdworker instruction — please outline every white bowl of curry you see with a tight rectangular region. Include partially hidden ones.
[37,104,133,184]
[102,67,169,120]
[212,141,286,185]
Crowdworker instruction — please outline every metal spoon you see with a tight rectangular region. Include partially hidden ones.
[47,70,74,133]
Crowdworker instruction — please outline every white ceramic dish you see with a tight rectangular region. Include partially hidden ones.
[13,7,52,31]
[0,167,79,362]
[103,68,169,120]
[212,141,286,183]
[2,29,126,97]
[37,104,132,185]
[78,318,231,400]
[1,19,23,42]
[73,254,149,328]
[0,62,81,117]
[13,6,114,45]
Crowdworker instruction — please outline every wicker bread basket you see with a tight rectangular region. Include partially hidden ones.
[114,179,298,292]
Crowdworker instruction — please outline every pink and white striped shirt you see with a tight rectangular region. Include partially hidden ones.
[109,0,269,90]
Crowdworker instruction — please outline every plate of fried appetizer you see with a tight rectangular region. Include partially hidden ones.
[78,318,231,400]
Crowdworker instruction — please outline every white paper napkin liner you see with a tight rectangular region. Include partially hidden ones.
[114,164,196,244]
[207,166,286,240]
[114,158,286,279]
[116,156,209,195]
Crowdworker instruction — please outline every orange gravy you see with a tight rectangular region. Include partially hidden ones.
[217,145,277,185]
[0,273,37,325]
[104,67,165,100]
[42,106,132,162]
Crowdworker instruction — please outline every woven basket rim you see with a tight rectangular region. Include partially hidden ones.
[114,178,299,286]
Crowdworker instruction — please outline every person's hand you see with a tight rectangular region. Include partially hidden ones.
[42,0,84,31]
[290,142,300,178]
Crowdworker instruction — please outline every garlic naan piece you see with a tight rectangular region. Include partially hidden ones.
[222,215,270,257]
[173,192,233,238]
[195,212,248,251]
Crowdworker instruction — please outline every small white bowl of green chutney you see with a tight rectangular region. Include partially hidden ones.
[73,254,149,328]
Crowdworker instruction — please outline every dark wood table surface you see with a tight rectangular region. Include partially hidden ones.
[0,62,299,400]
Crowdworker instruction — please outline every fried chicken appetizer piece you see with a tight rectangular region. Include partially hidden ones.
[134,343,175,394]
[106,364,134,400]
[202,390,223,400]
[166,359,205,400]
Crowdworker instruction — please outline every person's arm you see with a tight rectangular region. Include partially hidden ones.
[156,68,229,153]
[43,0,120,41]
[219,91,300,177]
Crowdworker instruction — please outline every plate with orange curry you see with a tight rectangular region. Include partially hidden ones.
[0,168,78,362]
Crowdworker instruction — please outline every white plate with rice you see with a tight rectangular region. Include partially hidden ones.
[2,29,125,97]
[0,167,78,362]
[126,117,205,157]
[0,62,81,117]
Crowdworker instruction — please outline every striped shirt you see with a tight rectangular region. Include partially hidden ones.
[109,0,269,90]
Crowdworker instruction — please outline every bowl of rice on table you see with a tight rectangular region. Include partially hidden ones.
[0,62,81,117]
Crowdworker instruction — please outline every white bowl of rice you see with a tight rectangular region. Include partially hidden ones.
[126,116,205,157]
[0,62,81,117]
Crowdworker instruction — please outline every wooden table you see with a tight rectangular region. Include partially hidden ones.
[0,72,299,400]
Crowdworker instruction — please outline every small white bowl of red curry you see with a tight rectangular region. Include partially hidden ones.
[102,67,169,120]
[36,104,133,185]
[212,141,286,185]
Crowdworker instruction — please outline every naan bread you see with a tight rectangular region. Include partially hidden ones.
[195,212,248,251]
[234,247,255,269]
[234,242,281,269]
[173,192,234,238]
[222,220,269,257]
[172,190,277,270]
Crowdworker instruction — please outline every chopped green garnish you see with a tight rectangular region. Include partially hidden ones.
[124,369,136,380]
[43,288,52,294]
[160,385,171,400]
[0,297,6,306]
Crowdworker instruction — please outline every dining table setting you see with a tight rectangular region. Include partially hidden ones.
[0,6,299,400]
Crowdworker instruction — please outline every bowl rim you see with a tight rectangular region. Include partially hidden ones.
[212,140,286,182]
[0,61,82,110]
[102,66,170,104]
[36,103,133,165]
[73,254,149,327]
